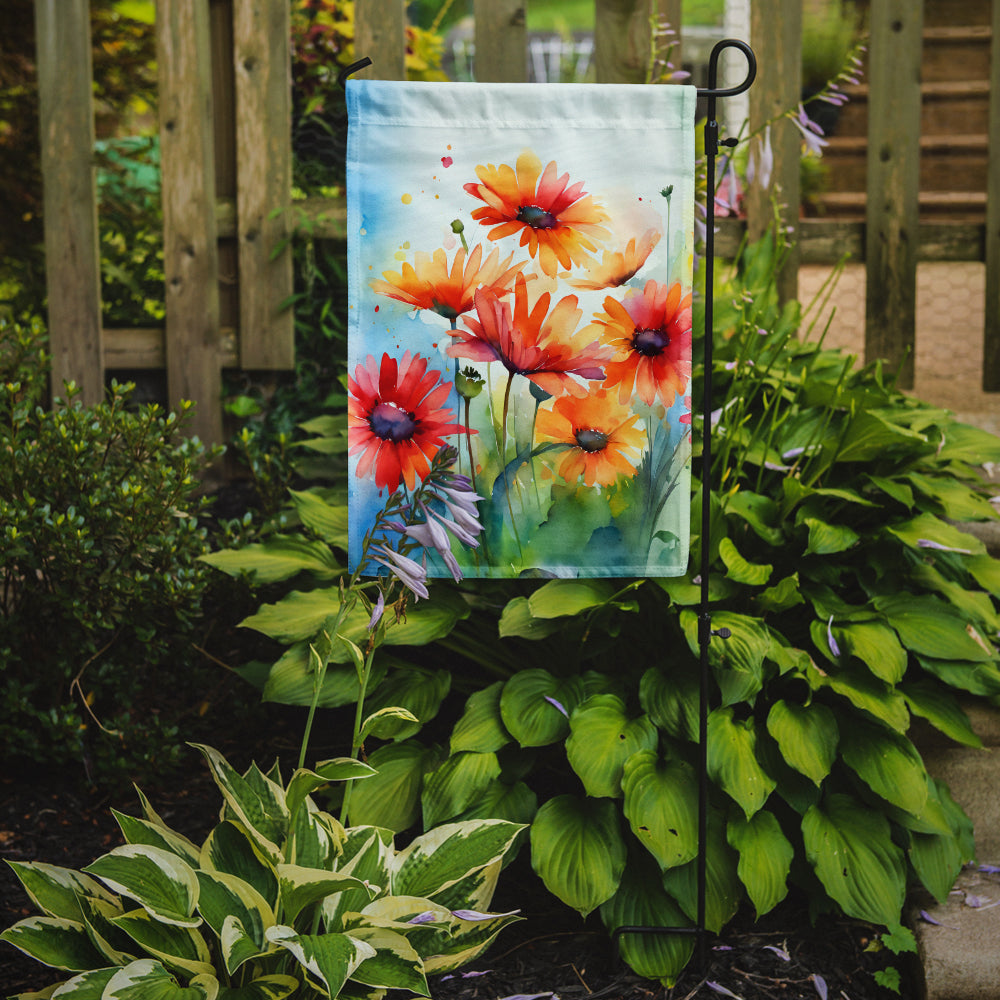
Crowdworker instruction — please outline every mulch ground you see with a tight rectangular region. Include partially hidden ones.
[1,743,914,1000]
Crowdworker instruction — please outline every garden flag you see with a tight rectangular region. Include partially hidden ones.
[346,80,696,579]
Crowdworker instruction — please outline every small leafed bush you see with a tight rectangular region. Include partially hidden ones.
[1,744,524,998]
[0,317,218,782]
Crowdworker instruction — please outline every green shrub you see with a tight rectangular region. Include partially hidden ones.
[0,317,220,783]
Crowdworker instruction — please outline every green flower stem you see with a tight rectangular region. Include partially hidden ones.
[340,643,378,826]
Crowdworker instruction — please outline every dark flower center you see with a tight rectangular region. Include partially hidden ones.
[575,427,609,453]
[633,327,670,357]
[517,204,559,230]
[370,401,416,442]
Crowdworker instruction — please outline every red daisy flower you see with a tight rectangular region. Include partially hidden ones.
[348,351,468,492]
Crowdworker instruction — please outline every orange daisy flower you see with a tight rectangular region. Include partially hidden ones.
[447,273,611,399]
[369,244,528,321]
[535,389,645,488]
[590,280,692,408]
[348,351,467,492]
[464,151,611,278]
[566,229,661,291]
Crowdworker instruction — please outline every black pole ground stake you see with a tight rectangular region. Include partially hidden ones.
[613,38,756,975]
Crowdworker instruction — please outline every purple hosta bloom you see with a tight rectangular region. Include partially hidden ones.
[441,970,493,982]
[544,695,569,718]
[402,502,463,582]
[367,590,385,631]
[497,994,558,1000]
[747,125,774,191]
[452,908,521,921]
[763,944,791,962]
[979,864,1000,874]
[407,911,438,925]
[715,156,742,216]
[917,538,973,555]
[919,909,958,929]
[812,974,828,1000]
[792,104,828,156]
[372,544,429,600]
[434,472,484,538]
[707,983,742,999]
[827,616,842,657]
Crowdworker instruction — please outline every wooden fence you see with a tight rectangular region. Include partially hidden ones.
[34,0,1000,445]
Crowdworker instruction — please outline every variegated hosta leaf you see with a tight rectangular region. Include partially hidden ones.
[421,858,502,918]
[200,822,278,910]
[765,700,838,786]
[344,926,429,995]
[621,751,699,871]
[838,718,929,817]
[285,760,375,824]
[4,861,118,922]
[421,751,502,829]
[706,707,776,818]
[276,865,375,925]
[499,670,585,747]
[599,854,694,987]
[214,974,299,1000]
[112,811,202,868]
[102,958,218,999]
[726,810,793,917]
[566,695,658,799]
[391,820,524,901]
[83,846,200,928]
[195,871,274,973]
[110,908,214,978]
[362,667,452,741]
[347,741,442,833]
[529,795,626,917]
[77,894,136,966]
[287,802,343,870]
[802,793,906,926]
[191,746,288,863]
[661,811,742,934]
[265,926,375,998]
[422,907,522,975]
[0,916,107,971]
[450,681,511,754]
[46,966,118,997]
[323,829,393,931]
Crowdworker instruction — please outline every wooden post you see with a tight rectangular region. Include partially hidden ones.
[594,0,673,84]
[474,0,526,83]
[157,0,223,444]
[354,0,406,81]
[34,0,104,405]
[983,0,1000,390]
[233,0,294,369]
[864,0,923,389]
[746,0,801,305]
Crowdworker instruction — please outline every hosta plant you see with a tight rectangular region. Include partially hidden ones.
[1,743,523,999]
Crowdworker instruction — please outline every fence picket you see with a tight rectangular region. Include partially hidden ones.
[34,0,103,405]
[233,0,294,369]
[864,0,923,389]
[474,0,527,83]
[157,0,222,445]
[354,0,407,80]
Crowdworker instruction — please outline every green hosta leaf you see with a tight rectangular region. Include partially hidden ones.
[346,926,428,994]
[393,820,524,900]
[916,655,1000,697]
[103,959,218,1000]
[288,488,349,545]
[4,862,118,923]
[911,562,1000,633]
[803,517,859,556]
[809,661,910,732]
[497,596,563,639]
[885,512,985,556]
[901,680,982,748]
[200,536,342,584]
[839,718,929,816]
[966,553,1000,597]
[191,746,287,863]
[112,812,201,868]
[421,751,502,828]
[906,472,998,522]
[875,594,995,662]
[111,908,214,978]
[802,793,906,926]
[656,573,737,606]
[727,811,793,917]
[216,975,299,999]
[599,853,694,987]
[756,573,804,614]
[360,706,421,742]
[724,490,784,545]
[453,779,538,827]
[363,667,451,740]
[200,822,278,910]
[639,666,699,742]
[527,578,617,618]
[621,751,698,871]
[681,610,770,706]
[935,421,1000,464]
[765,700,838,786]
[423,906,522,975]
[661,811,741,933]
[718,537,772,585]
[835,621,907,684]
[909,827,965,905]
[450,682,511,754]
[265,926,375,998]
[277,865,374,925]
[530,795,626,917]
[707,708,776,818]
[195,871,273,974]
[0,916,107,971]
[566,695,658,798]
[865,474,914,509]
[83,846,200,928]
[260,643,386,709]
[347,740,442,832]
[285,759,375,823]
[499,670,584,747]
[835,410,927,463]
